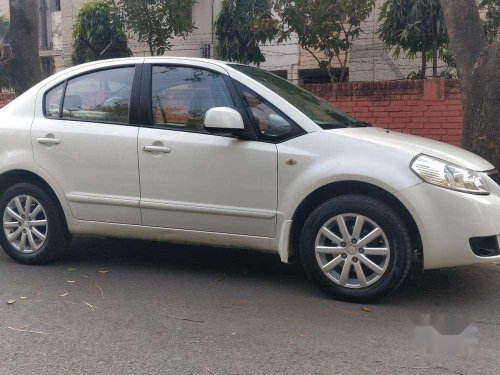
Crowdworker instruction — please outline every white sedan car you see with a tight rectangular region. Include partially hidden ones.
[1,58,499,302]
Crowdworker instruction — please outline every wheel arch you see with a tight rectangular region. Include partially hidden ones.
[0,169,69,230]
[288,180,423,268]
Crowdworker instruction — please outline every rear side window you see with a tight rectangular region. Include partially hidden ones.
[44,83,64,118]
[42,67,135,125]
[62,67,135,124]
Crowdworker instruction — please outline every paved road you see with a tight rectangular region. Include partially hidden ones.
[0,236,499,375]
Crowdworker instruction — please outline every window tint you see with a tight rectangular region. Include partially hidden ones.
[44,83,64,118]
[62,67,135,124]
[151,66,235,133]
[235,82,302,141]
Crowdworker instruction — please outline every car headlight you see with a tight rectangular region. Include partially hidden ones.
[411,155,490,195]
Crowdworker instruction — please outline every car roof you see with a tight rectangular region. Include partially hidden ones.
[91,56,238,69]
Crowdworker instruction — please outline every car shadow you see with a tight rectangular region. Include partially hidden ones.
[2,235,496,307]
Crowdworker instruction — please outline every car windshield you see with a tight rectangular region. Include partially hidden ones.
[229,64,368,130]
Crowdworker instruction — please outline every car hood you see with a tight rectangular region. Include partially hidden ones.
[325,127,495,171]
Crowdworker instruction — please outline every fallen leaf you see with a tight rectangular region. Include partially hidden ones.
[67,280,76,283]
[164,315,204,323]
[96,284,106,300]
[98,270,109,274]
[20,296,28,299]
[361,307,371,313]
[59,293,68,297]
[7,299,16,305]
[82,301,97,311]
[7,326,52,335]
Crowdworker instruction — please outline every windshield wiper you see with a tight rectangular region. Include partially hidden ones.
[348,121,373,128]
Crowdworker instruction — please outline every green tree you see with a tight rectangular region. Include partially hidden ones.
[215,0,278,65]
[118,0,195,56]
[275,0,374,82]
[71,0,132,65]
[479,0,500,42]
[0,13,12,90]
[378,0,448,78]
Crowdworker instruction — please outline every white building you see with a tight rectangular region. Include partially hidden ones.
[350,0,424,81]
[0,0,428,83]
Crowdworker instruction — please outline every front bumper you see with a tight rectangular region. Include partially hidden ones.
[395,179,500,270]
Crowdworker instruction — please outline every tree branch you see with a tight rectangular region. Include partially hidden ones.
[440,0,487,78]
[303,44,323,67]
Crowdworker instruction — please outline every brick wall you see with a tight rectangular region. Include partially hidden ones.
[0,92,15,109]
[303,79,463,146]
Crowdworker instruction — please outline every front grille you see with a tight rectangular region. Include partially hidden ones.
[489,171,500,186]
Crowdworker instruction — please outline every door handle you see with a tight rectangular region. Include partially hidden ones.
[142,145,171,153]
[37,137,61,145]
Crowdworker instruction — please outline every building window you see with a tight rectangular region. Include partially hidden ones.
[41,57,55,79]
[269,70,287,80]
[179,4,193,25]
[299,68,349,84]
[51,0,61,11]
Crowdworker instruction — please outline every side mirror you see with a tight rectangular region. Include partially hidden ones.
[204,107,245,135]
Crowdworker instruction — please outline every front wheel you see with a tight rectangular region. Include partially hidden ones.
[299,195,412,302]
[0,183,71,264]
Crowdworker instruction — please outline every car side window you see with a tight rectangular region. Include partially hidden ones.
[234,82,303,142]
[151,66,236,133]
[61,67,135,124]
[44,83,64,118]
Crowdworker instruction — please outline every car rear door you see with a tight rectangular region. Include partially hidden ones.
[31,64,143,225]
[137,63,278,237]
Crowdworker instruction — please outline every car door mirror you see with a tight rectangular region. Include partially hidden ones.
[204,107,245,136]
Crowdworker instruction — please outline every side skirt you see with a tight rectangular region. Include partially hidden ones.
[68,220,275,253]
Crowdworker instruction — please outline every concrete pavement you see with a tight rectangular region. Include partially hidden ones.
[1,236,499,374]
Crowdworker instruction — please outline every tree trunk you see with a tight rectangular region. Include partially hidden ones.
[147,35,154,56]
[432,45,438,77]
[7,0,42,95]
[432,18,438,77]
[441,0,500,169]
[421,49,427,78]
[241,46,248,65]
[338,67,346,82]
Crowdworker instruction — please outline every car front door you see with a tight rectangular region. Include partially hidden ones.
[31,65,142,225]
[137,64,278,237]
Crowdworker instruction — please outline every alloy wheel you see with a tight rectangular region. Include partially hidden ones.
[314,213,390,288]
[3,195,48,254]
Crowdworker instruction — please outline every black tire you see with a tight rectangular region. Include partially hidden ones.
[0,182,71,264]
[299,194,412,303]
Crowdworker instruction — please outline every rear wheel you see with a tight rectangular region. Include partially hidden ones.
[299,195,412,302]
[0,183,71,264]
